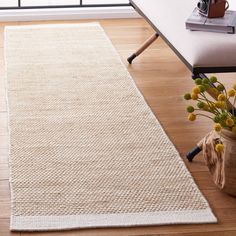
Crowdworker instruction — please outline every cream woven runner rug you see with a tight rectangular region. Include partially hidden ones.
[5,23,216,231]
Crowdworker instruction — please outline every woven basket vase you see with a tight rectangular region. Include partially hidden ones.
[202,129,236,196]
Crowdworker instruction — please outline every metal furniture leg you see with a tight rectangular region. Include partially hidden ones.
[187,139,204,162]
[127,33,159,64]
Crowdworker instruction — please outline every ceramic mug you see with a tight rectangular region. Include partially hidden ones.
[208,0,229,18]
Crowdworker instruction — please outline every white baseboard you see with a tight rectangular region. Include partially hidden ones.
[0,6,140,22]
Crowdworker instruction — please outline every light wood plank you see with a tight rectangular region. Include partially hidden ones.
[0,155,8,164]
[0,219,20,236]
[0,135,8,148]
[0,163,9,180]
[0,113,8,136]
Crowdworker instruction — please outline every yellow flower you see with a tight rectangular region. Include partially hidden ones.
[232,126,236,134]
[209,103,215,109]
[220,102,226,109]
[198,85,206,93]
[187,106,194,113]
[214,123,222,132]
[217,94,226,101]
[203,104,210,111]
[208,87,219,96]
[214,101,226,109]
[184,93,191,100]
[192,86,200,94]
[217,84,225,92]
[226,118,234,127]
[220,113,228,120]
[191,93,198,100]
[188,113,196,121]
[214,101,221,108]
[215,144,224,153]
[228,89,236,97]
[194,78,202,85]
[210,76,217,83]
[197,101,205,109]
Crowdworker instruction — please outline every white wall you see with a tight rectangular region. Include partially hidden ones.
[0,0,138,21]
[0,7,139,22]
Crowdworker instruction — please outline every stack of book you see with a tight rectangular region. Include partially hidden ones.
[186,7,236,34]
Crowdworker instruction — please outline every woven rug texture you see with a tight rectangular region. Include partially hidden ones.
[4,23,217,231]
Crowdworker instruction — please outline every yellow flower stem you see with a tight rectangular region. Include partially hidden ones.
[216,81,227,98]
[217,81,226,92]
[221,95,231,115]
[196,98,205,101]
[224,100,230,115]
[195,113,214,121]
[208,100,221,115]
[200,93,219,115]
[213,81,230,113]
[196,98,218,115]
[219,132,223,146]
[233,96,236,117]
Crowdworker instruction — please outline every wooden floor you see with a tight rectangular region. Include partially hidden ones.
[1,18,236,236]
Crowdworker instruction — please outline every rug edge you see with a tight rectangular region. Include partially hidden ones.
[6,23,217,231]
[11,209,217,231]
[97,23,218,220]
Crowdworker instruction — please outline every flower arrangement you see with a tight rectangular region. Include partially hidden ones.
[184,76,236,152]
